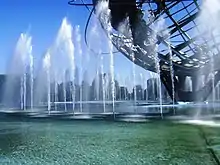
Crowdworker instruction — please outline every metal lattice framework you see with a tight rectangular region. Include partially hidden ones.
[69,0,220,101]
[107,0,220,77]
[69,0,220,76]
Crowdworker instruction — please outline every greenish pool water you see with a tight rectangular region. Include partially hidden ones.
[0,120,218,165]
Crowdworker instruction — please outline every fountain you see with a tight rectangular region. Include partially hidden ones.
[43,51,51,113]
[196,0,220,112]
[75,25,83,112]
[131,52,137,111]
[100,53,106,112]
[63,71,67,112]
[23,67,27,110]
[4,33,34,110]
[30,52,34,110]
[53,17,75,113]
[150,18,163,118]
[20,77,24,110]
[95,70,100,101]
[3,0,220,123]
[106,7,115,115]
[5,1,220,164]
[165,33,175,107]
[54,72,58,111]
[95,1,115,115]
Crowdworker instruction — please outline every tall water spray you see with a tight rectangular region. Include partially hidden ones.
[89,10,107,112]
[30,53,34,110]
[75,25,83,112]
[95,70,100,100]
[13,33,33,110]
[211,54,215,107]
[160,20,176,106]
[198,0,220,109]
[82,70,90,112]
[101,52,106,112]
[108,19,115,114]
[23,71,27,110]
[158,17,175,107]
[167,39,175,112]
[168,46,175,105]
[96,1,115,114]
[63,71,67,112]
[151,20,163,118]
[54,17,75,113]
[155,49,163,117]
[131,52,137,107]
[105,73,110,100]
[43,51,51,113]
[54,72,58,111]
[20,77,24,109]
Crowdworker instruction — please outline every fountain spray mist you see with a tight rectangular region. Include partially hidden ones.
[55,17,75,113]
[168,42,175,113]
[23,71,26,110]
[30,53,34,110]
[63,71,67,112]
[13,33,33,110]
[158,16,175,109]
[54,72,58,111]
[151,20,163,118]
[198,0,220,111]
[89,12,106,112]
[95,70,100,100]
[131,53,137,108]
[107,14,115,115]
[155,47,163,118]
[100,52,106,112]
[75,25,83,112]
[43,51,51,113]
[20,77,24,110]
[96,1,115,115]
[210,54,215,112]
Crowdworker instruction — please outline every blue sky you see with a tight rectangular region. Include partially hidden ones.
[0,0,158,86]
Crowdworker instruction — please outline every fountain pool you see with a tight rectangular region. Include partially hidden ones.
[0,118,220,165]
[2,0,220,164]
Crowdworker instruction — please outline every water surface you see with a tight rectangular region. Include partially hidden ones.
[0,120,217,165]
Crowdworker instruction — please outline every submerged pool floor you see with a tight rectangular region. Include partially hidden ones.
[0,120,218,165]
